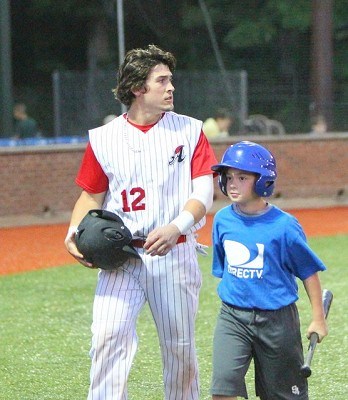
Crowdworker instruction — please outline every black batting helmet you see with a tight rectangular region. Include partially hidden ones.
[75,209,140,270]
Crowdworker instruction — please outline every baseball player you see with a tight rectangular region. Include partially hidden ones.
[64,44,217,400]
[210,141,328,400]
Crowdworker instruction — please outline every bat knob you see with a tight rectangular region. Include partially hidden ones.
[300,365,312,378]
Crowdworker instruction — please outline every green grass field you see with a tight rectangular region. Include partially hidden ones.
[1,235,347,399]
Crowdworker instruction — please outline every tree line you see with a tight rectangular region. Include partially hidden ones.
[9,0,348,133]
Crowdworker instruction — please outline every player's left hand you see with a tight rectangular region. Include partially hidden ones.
[144,225,181,257]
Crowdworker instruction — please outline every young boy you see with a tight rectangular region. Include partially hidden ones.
[210,141,328,400]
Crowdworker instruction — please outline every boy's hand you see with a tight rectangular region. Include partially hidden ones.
[306,319,328,343]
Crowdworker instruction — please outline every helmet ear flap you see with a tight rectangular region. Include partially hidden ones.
[218,171,228,196]
[255,175,276,197]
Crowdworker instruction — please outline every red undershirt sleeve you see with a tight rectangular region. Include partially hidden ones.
[191,131,218,179]
[75,143,109,193]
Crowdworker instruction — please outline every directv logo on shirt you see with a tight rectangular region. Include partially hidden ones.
[224,240,264,279]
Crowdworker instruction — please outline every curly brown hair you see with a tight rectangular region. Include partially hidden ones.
[112,44,176,108]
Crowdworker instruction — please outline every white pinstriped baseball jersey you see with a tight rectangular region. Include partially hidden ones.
[80,111,217,400]
[88,112,206,238]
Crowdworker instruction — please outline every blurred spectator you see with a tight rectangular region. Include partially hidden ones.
[243,114,285,135]
[310,114,327,135]
[13,103,39,139]
[203,108,234,139]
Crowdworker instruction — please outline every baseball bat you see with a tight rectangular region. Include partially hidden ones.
[300,289,333,378]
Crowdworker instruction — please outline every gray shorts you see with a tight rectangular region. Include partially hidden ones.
[211,302,308,399]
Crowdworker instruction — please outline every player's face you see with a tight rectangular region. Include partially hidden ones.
[141,63,175,112]
[225,168,258,205]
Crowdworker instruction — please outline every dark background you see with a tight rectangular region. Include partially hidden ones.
[3,0,348,135]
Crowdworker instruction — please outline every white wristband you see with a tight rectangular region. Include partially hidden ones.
[170,211,195,234]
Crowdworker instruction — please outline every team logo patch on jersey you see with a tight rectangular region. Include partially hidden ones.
[224,240,264,279]
[169,145,186,165]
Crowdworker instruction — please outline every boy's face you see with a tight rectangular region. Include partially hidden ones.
[224,168,259,204]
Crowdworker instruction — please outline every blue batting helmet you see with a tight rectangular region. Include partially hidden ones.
[211,141,277,197]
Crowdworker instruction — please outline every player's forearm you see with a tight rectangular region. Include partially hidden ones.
[170,174,214,234]
[303,273,325,321]
[69,190,106,227]
[183,198,207,224]
[189,174,214,214]
[170,199,204,234]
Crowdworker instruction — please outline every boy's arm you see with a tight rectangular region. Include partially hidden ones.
[303,272,329,342]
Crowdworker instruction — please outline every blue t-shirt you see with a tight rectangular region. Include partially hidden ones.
[212,204,326,310]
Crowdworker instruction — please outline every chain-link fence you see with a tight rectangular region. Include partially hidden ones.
[247,78,348,133]
[51,69,348,137]
[52,69,248,137]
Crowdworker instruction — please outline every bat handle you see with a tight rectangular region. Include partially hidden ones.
[301,332,319,378]
[309,332,319,347]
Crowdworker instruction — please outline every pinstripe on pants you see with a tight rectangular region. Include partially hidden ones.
[87,238,201,400]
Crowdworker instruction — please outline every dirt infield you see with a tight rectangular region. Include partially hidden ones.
[1,207,348,276]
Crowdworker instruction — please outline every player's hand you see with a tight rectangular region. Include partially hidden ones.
[64,227,95,269]
[306,319,328,343]
[144,224,181,257]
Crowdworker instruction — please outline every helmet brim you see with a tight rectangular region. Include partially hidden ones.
[211,163,232,172]
[123,244,141,259]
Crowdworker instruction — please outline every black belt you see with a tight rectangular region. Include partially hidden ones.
[131,235,186,248]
